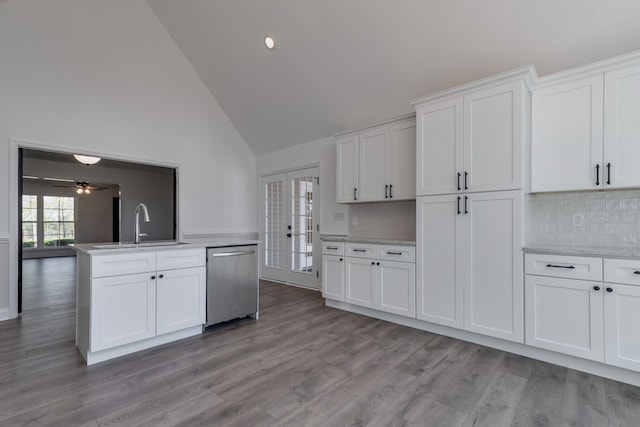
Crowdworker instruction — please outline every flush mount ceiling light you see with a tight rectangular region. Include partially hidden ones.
[73,154,101,165]
[264,35,275,51]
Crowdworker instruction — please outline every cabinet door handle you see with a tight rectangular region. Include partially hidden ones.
[371,261,375,265]
[595,164,600,186]
[464,196,468,214]
[464,172,469,190]
[607,163,611,185]
[593,285,601,291]
[151,275,156,280]
[457,172,461,191]
[159,274,164,279]
[457,196,461,215]
[376,262,380,266]
[353,249,367,252]
[386,251,403,255]
[389,184,393,198]
[339,258,343,262]
[634,271,640,275]
[606,287,613,293]
[385,185,389,199]
[546,264,575,269]
[354,188,357,201]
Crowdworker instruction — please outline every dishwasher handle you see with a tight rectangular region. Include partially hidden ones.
[211,250,256,257]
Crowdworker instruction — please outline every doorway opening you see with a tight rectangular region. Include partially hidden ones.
[261,167,320,289]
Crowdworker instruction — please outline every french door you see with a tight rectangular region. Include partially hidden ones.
[262,167,319,289]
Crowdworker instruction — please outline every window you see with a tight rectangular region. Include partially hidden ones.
[22,195,75,248]
[22,195,38,248]
[43,196,75,247]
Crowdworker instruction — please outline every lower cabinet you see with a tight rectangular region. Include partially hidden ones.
[525,275,604,361]
[323,241,416,318]
[156,266,206,335]
[525,253,640,371]
[91,273,157,352]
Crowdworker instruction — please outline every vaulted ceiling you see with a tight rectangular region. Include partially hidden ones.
[147,0,640,155]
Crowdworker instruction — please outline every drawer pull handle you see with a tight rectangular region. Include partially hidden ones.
[353,249,367,252]
[634,271,640,275]
[327,246,338,250]
[386,251,403,255]
[546,264,575,269]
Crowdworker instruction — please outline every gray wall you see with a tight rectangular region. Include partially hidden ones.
[23,157,175,244]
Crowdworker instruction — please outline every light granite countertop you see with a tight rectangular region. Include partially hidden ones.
[72,238,260,255]
[320,235,415,246]
[523,244,640,259]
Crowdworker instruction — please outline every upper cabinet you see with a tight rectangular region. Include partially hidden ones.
[412,68,534,196]
[531,57,640,192]
[336,116,416,203]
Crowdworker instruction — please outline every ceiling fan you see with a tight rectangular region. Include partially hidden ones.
[51,180,110,194]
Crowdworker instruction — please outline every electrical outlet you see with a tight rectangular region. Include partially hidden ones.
[351,216,358,225]
[572,213,585,227]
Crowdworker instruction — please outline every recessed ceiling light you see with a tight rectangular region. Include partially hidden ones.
[264,35,275,51]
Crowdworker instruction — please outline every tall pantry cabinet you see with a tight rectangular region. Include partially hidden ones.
[411,67,535,343]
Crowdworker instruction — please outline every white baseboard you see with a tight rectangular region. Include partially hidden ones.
[326,299,640,388]
[0,307,10,321]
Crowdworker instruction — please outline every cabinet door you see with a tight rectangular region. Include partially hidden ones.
[531,75,604,192]
[416,195,463,328]
[525,275,604,361]
[358,127,388,201]
[604,283,640,371]
[387,120,416,200]
[336,134,359,202]
[463,191,523,342]
[416,97,463,196]
[91,273,156,352]
[464,81,523,193]
[378,260,416,318]
[345,257,376,309]
[322,255,345,301]
[604,65,640,189]
[156,266,206,335]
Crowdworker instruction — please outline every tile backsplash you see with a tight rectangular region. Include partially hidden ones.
[349,201,416,240]
[526,190,640,248]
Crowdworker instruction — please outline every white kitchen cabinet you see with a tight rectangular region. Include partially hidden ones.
[532,60,640,192]
[414,72,531,196]
[525,275,604,361]
[156,266,206,335]
[378,259,416,318]
[322,254,345,302]
[463,191,523,342]
[531,75,604,192]
[345,257,377,309]
[604,64,640,189]
[336,134,359,203]
[336,117,416,203]
[91,272,156,352]
[604,283,640,371]
[416,191,523,342]
[416,195,463,328]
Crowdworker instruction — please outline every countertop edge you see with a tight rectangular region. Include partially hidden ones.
[321,235,416,246]
[72,239,261,255]
[523,245,640,259]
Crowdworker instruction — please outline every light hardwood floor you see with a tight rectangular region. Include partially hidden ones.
[1,257,640,426]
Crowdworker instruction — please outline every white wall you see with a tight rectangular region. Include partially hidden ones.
[256,137,348,236]
[0,0,256,319]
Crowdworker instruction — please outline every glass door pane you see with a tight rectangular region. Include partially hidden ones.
[290,175,314,274]
[264,179,284,270]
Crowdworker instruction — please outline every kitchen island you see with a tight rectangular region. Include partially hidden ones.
[72,238,259,365]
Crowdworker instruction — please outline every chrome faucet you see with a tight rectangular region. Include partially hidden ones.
[134,203,151,244]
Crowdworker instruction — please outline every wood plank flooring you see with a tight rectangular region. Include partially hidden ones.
[1,257,640,426]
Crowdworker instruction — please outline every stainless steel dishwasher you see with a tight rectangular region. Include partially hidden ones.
[206,245,258,327]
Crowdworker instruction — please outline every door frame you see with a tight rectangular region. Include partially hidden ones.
[260,164,321,290]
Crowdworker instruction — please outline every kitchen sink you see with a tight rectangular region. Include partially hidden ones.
[92,241,190,249]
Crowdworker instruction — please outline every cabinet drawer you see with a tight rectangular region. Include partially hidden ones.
[322,241,345,256]
[157,248,206,270]
[92,252,157,278]
[525,253,602,281]
[378,245,415,262]
[346,243,376,258]
[604,258,640,286]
